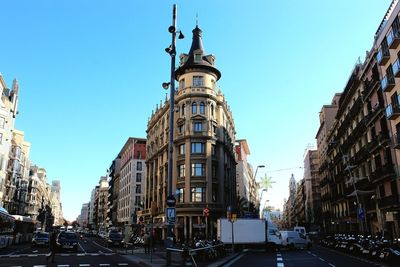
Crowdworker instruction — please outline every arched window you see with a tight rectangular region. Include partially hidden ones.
[182,104,185,116]
[200,102,205,114]
[211,104,214,117]
[192,102,197,114]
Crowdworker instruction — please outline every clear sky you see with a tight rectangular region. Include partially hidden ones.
[0,0,392,221]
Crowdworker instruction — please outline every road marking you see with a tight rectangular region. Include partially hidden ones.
[33,266,46,267]
[328,264,335,267]
[77,253,86,256]
[92,241,113,252]
[28,254,38,257]
[99,264,110,266]
[277,257,283,261]
[79,265,90,267]
[60,253,70,256]
[91,253,99,256]
[79,242,86,253]
[277,263,284,267]
[311,253,317,257]
[10,255,20,258]
[319,257,326,262]
[58,265,69,267]
[118,264,128,266]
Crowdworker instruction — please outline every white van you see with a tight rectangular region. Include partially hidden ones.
[280,231,311,249]
[294,226,306,235]
[267,221,282,248]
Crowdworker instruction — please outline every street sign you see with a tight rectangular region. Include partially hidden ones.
[166,207,176,225]
[203,207,210,217]
[357,207,365,219]
[166,195,176,207]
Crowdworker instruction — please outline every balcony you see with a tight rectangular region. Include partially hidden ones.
[378,194,399,208]
[377,47,390,66]
[370,164,395,183]
[386,103,400,120]
[393,132,400,149]
[394,58,400,77]
[387,27,400,49]
[381,75,395,92]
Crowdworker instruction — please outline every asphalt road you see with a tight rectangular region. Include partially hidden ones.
[229,246,386,267]
[0,235,139,267]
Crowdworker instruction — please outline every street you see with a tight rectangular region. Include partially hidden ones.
[229,245,386,267]
[0,235,139,267]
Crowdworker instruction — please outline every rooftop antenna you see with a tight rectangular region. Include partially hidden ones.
[196,13,198,27]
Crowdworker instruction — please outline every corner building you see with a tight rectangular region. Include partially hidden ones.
[144,26,237,242]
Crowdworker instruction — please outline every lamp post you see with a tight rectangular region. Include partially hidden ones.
[248,165,265,212]
[164,5,184,265]
[227,206,237,253]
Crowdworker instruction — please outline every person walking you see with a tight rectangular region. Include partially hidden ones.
[143,232,150,254]
[46,231,58,263]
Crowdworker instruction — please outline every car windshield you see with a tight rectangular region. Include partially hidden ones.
[59,232,77,240]
[36,233,49,238]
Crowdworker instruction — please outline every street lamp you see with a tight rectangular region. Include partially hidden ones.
[227,206,237,253]
[164,4,184,265]
[248,165,265,212]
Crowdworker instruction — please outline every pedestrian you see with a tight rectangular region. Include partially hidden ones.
[46,231,58,263]
[143,232,150,253]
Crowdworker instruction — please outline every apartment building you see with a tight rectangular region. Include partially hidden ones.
[143,26,237,242]
[116,138,146,234]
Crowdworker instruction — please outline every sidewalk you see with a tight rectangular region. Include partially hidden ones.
[117,245,242,267]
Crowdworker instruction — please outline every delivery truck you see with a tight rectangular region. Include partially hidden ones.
[217,218,282,249]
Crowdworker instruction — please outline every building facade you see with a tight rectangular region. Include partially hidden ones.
[116,138,146,236]
[143,26,237,242]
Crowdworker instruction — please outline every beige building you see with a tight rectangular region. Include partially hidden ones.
[0,75,19,207]
[143,26,237,242]
[95,176,108,231]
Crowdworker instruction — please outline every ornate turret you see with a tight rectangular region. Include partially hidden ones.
[175,26,221,80]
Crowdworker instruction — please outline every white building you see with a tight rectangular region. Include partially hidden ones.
[117,138,146,230]
[80,203,89,228]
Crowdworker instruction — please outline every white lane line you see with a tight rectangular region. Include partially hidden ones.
[60,253,70,256]
[33,265,46,267]
[118,264,128,266]
[77,253,86,256]
[92,241,113,252]
[91,253,99,256]
[99,264,110,266]
[328,264,335,267]
[311,253,317,257]
[319,257,326,262]
[277,257,283,261]
[58,265,70,267]
[277,263,284,267]
[79,265,90,267]
[28,254,38,257]
[10,255,21,258]
[79,242,86,253]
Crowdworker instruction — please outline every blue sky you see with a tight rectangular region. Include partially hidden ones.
[0,0,392,221]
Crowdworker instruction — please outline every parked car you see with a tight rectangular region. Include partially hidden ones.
[280,230,311,249]
[56,231,79,252]
[105,230,125,247]
[31,232,50,247]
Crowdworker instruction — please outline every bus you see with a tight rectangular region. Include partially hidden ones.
[11,215,35,244]
[0,207,15,249]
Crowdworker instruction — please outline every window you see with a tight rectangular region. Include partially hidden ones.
[191,187,206,202]
[179,144,185,155]
[0,117,5,129]
[135,196,141,206]
[179,79,185,89]
[178,124,184,134]
[211,145,216,156]
[192,102,197,114]
[212,163,217,178]
[136,173,142,182]
[191,142,205,153]
[178,188,184,203]
[137,162,142,171]
[200,102,205,114]
[211,105,214,117]
[136,185,141,194]
[193,122,202,132]
[193,76,204,87]
[178,164,185,178]
[191,163,205,176]
[194,54,202,62]
[182,104,185,116]
[212,185,218,202]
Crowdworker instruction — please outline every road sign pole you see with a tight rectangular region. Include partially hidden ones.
[206,216,208,240]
